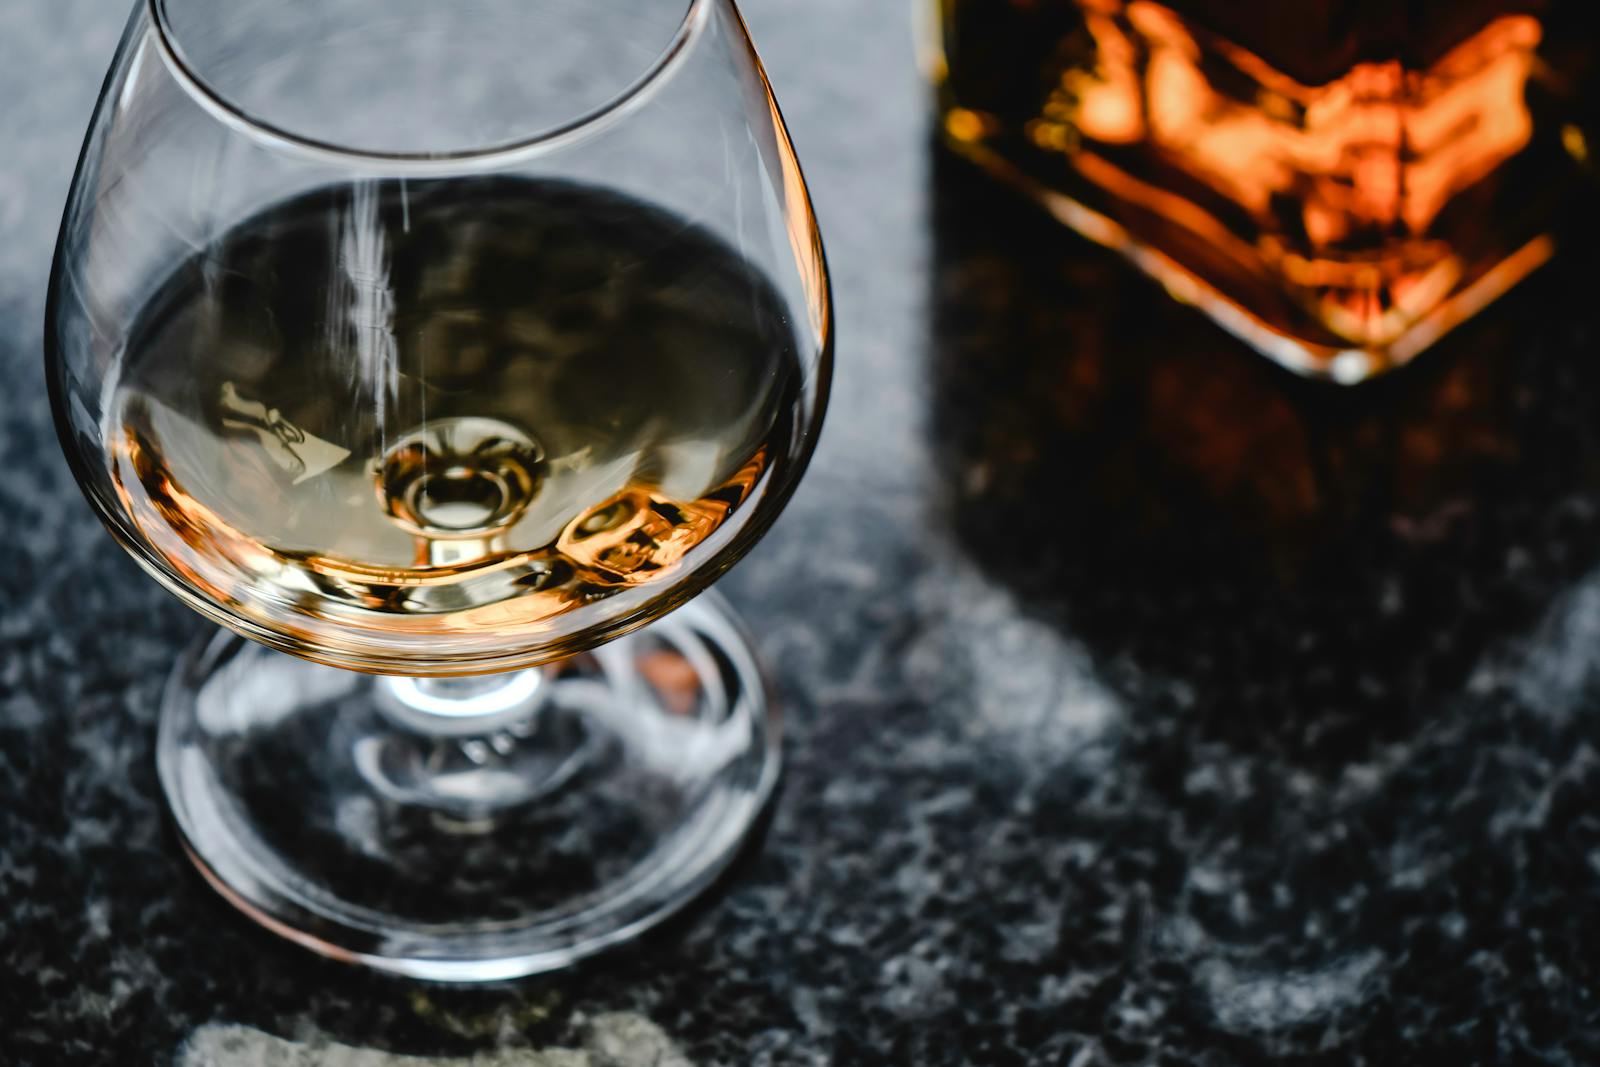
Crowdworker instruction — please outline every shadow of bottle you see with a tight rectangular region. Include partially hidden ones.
[928,143,1600,770]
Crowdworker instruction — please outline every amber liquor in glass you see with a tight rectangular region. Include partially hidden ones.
[931,0,1595,381]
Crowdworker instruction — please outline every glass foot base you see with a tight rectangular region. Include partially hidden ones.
[157,591,779,981]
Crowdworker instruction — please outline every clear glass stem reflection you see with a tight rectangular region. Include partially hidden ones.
[359,667,587,819]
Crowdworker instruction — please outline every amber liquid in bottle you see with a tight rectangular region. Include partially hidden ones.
[933,0,1593,379]
[107,178,802,669]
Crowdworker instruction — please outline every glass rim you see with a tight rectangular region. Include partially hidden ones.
[145,0,712,171]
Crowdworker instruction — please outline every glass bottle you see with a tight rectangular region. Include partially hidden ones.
[930,0,1596,381]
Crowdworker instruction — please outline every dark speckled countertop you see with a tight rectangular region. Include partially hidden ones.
[7,2,1600,1064]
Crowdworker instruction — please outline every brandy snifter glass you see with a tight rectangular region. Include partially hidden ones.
[46,0,830,980]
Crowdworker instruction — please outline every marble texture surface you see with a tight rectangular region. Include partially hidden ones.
[7,1,1600,1064]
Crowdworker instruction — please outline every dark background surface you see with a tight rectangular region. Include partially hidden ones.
[7,2,1600,1064]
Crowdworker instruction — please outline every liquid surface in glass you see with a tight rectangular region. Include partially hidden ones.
[106,178,802,663]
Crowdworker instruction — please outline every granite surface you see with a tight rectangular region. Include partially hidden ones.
[7,1,1600,1064]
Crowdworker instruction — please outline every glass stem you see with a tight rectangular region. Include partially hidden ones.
[375,667,555,740]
